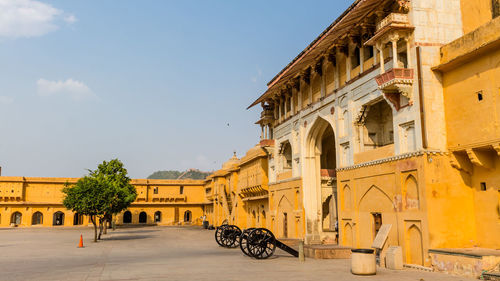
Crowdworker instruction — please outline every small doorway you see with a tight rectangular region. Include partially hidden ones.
[174,207,179,223]
[184,210,192,223]
[372,213,382,239]
[123,211,132,223]
[32,212,43,225]
[154,211,161,223]
[139,212,147,223]
[283,212,288,238]
[11,212,22,225]
[53,212,65,226]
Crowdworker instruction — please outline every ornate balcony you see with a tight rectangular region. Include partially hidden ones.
[375,68,414,110]
[259,139,275,147]
[376,13,411,32]
[366,13,414,46]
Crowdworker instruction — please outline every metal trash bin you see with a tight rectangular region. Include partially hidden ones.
[351,249,376,275]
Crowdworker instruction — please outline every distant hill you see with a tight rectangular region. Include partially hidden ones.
[147,169,211,180]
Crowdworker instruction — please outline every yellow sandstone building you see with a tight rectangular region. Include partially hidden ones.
[0,177,207,227]
[1,0,499,277]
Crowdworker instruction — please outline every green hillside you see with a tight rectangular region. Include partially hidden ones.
[147,169,211,180]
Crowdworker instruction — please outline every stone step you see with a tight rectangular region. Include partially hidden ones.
[483,272,500,281]
[304,244,352,259]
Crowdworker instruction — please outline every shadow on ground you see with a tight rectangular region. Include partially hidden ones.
[103,235,154,241]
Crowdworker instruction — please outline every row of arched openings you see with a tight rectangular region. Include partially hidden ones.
[8,211,83,226]
[122,210,192,224]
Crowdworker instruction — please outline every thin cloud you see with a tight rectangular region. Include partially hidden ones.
[251,67,263,83]
[0,0,76,38]
[37,78,97,101]
[64,14,77,24]
[0,96,14,104]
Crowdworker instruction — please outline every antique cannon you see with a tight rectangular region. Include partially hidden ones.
[241,228,298,259]
[214,224,242,248]
[215,225,298,259]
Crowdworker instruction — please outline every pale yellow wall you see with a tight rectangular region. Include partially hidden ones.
[442,48,500,149]
[0,177,206,227]
[269,179,304,239]
[438,15,500,249]
[338,155,429,266]
[460,0,494,34]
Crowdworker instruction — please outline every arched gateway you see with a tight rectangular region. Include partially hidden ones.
[303,117,338,244]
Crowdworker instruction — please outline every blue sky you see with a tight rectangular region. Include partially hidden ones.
[0,0,352,178]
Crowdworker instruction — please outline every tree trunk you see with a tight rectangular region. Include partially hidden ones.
[103,214,109,235]
[98,218,103,240]
[90,216,98,242]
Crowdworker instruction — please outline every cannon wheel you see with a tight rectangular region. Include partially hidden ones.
[239,228,255,256]
[247,228,276,259]
[214,224,229,247]
[222,225,242,248]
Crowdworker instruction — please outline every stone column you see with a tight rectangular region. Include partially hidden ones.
[273,99,278,121]
[279,97,283,122]
[320,70,326,98]
[346,46,352,81]
[334,53,340,89]
[391,36,399,68]
[306,81,311,105]
[359,47,364,73]
[405,37,412,68]
[377,42,385,73]
[284,94,288,118]
[298,87,302,110]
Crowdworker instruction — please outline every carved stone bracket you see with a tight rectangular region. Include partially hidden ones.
[466,148,495,169]
[397,0,411,13]
[449,152,472,175]
[293,76,301,91]
[302,68,311,84]
[314,57,324,76]
[355,105,370,125]
[492,143,500,156]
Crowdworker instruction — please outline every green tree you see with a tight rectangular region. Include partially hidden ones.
[90,159,137,237]
[63,159,137,242]
[62,176,108,242]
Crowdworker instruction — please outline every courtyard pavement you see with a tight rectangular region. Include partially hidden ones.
[0,226,476,281]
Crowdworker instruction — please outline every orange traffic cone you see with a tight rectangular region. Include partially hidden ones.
[78,234,84,248]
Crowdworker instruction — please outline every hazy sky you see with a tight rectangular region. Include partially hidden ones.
[0,0,351,178]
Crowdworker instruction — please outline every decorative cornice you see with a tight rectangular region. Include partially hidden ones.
[337,150,444,171]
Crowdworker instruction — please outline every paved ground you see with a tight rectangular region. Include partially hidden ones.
[0,226,476,281]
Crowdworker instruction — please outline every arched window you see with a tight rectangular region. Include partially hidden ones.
[123,211,132,223]
[139,212,147,223]
[53,211,65,226]
[153,187,158,194]
[281,142,292,170]
[32,212,43,225]
[343,110,349,137]
[11,212,22,225]
[183,210,192,222]
[154,211,161,223]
